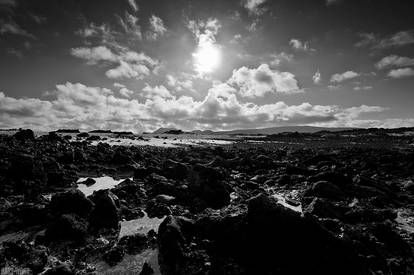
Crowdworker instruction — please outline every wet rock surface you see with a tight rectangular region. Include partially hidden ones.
[0,129,413,274]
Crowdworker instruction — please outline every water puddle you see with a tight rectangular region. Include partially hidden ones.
[77,176,129,197]
[94,212,164,274]
[119,212,165,239]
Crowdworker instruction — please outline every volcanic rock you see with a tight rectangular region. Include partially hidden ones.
[50,189,94,218]
[89,189,120,230]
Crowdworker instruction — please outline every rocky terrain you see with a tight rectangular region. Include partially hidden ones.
[0,129,413,274]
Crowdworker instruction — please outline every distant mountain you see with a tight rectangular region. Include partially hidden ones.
[191,130,214,135]
[209,126,356,135]
[153,127,179,134]
[154,126,356,135]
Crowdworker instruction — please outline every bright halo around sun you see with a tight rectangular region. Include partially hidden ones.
[193,43,221,75]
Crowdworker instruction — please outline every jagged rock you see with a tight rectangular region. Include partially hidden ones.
[304,198,345,219]
[79,177,96,186]
[103,246,125,266]
[45,214,88,242]
[77,132,89,138]
[134,166,153,179]
[188,164,231,209]
[12,129,35,141]
[309,171,352,187]
[157,216,195,275]
[89,189,120,230]
[13,203,50,226]
[44,262,75,275]
[139,262,154,275]
[344,208,397,223]
[119,233,148,254]
[163,159,188,180]
[243,194,366,274]
[50,189,94,218]
[155,194,176,204]
[146,199,171,218]
[308,180,346,200]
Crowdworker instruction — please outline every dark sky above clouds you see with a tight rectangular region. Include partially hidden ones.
[0,0,414,132]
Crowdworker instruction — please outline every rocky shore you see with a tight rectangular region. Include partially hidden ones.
[0,129,413,274]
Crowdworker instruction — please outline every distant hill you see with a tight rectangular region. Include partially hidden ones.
[200,126,356,135]
[154,126,356,135]
[191,130,214,135]
[153,128,179,134]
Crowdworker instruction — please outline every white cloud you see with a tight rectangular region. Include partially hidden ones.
[330,71,359,83]
[117,12,142,40]
[113,83,134,98]
[71,46,117,64]
[106,61,150,79]
[228,64,301,97]
[269,52,293,67]
[71,46,159,79]
[289,39,314,52]
[387,68,414,79]
[0,82,396,132]
[142,84,173,99]
[312,71,322,84]
[356,30,414,49]
[166,74,195,92]
[242,0,267,16]
[353,86,373,91]
[0,21,36,39]
[127,0,138,12]
[375,55,414,70]
[147,15,167,40]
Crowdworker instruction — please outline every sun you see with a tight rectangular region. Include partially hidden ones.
[193,43,221,75]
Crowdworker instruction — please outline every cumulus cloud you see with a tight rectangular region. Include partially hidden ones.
[0,81,392,132]
[71,46,159,79]
[387,68,414,79]
[330,71,359,83]
[242,0,267,16]
[147,15,167,40]
[166,74,195,92]
[142,84,173,99]
[269,52,293,67]
[106,61,150,79]
[356,30,414,49]
[127,0,138,12]
[71,46,117,64]
[375,55,414,70]
[228,64,301,97]
[289,39,314,52]
[113,83,134,98]
[312,71,322,84]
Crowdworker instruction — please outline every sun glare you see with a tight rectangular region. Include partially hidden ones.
[193,43,221,75]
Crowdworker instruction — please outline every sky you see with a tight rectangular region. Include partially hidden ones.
[0,0,414,132]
